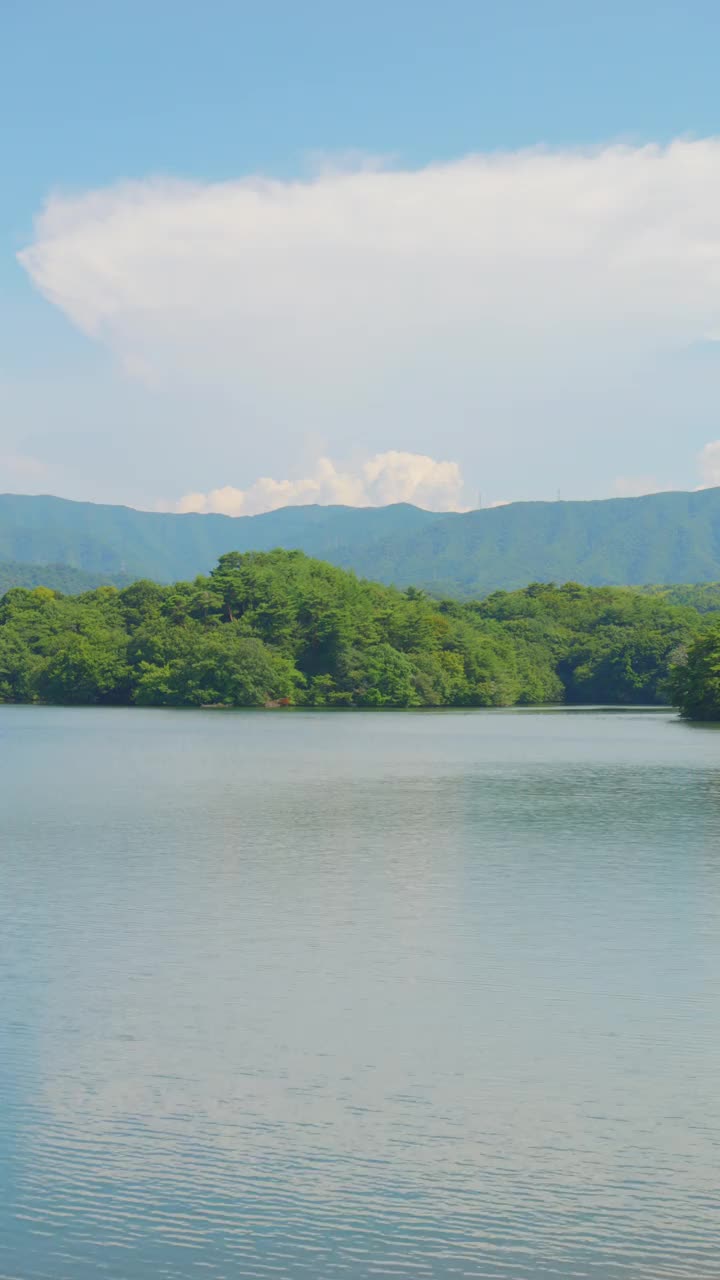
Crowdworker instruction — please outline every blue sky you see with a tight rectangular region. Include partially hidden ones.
[3,1,720,512]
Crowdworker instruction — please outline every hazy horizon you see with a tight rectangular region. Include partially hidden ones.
[2,481,720,521]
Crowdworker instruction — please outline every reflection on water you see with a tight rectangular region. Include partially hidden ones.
[1,707,719,1278]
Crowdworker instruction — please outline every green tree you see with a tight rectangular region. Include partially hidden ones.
[671,626,720,720]
[0,550,711,712]
[134,631,298,707]
[351,643,421,707]
[34,628,130,704]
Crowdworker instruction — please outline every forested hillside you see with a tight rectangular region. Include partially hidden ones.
[3,488,720,594]
[0,493,434,582]
[0,550,705,709]
[348,490,720,595]
[0,560,125,596]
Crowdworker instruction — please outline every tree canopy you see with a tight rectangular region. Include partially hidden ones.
[0,550,712,711]
[670,624,720,720]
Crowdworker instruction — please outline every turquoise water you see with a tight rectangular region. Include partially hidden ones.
[1,706,719,1278]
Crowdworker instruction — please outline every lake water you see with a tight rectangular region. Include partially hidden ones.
[1,707,719,1279]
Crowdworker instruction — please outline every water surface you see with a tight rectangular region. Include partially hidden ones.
[1,707,719,1278]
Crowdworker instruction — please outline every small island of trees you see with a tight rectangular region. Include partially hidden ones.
[0,548,717,716]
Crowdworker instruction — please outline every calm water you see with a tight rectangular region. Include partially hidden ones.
[1,707,719,1279]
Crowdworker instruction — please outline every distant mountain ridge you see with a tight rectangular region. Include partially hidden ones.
[2,488,720,596]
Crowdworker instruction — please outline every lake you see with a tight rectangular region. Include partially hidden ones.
[1,706,719,1278]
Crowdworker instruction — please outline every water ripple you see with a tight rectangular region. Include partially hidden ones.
[1,707,719,1278]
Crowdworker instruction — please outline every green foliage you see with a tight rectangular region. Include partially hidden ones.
[637,582,720,613]
[670,625,720,720]
[474,582,702,706]
[135,632,298,707]
[34,629,130,705]
[0,551,710,710]
[0,583,130,705]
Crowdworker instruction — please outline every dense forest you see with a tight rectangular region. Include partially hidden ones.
[670,624,720,720]
[637,582,720,613]
[0,549,712,711]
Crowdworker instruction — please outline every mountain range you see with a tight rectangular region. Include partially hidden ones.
[3,488,720,596]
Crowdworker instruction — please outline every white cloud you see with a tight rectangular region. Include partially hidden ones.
[611,474,665,498]
[697,440,720,488]
[17,140,720,500]
[174,450,468,516]
[613,443,720,497]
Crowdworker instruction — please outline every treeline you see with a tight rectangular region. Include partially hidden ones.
[0,549,712,711]
[637,582,720,613]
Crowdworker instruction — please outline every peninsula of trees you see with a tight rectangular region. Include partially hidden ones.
[0,549,716,714]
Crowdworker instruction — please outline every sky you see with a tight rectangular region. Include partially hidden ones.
[4,0,720,514]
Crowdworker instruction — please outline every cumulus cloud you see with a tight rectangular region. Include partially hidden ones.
[698,441,720,488]
[17,140,720,501]
[175,450,467,516]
